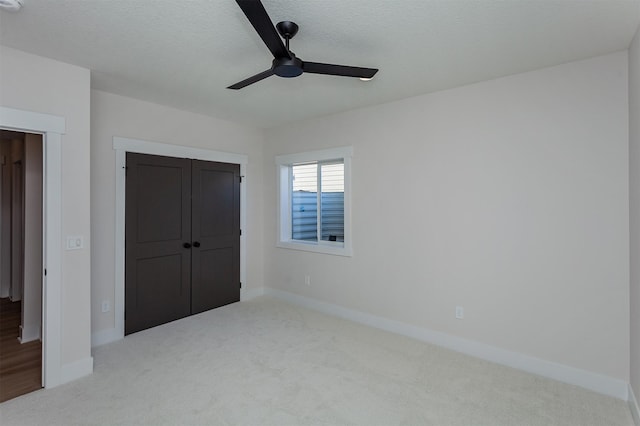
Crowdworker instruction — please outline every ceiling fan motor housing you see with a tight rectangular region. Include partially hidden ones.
[273,54,303,78]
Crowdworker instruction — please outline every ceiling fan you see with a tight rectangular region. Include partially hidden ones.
[228,0,379,90]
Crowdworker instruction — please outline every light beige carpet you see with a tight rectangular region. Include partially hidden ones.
[0,296,633,425]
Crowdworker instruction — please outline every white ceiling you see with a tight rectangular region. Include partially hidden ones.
[1,0,639,129]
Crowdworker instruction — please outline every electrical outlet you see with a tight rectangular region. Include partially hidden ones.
[455,306,464,319]
[101,300,110,313]
[304,275,311,286]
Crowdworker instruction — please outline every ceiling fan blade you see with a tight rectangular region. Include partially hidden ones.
[227,68,275,90]
[236,0,291,59]
[302,62,378,79]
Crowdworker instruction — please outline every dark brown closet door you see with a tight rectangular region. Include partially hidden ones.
[191,160,240,314]
[125,153,192,335]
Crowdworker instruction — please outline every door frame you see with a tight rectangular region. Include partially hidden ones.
[113,137,248,341]
[0,106,64,388]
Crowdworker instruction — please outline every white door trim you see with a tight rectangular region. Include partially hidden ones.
[112,136,248,341]
[0,106,64,388]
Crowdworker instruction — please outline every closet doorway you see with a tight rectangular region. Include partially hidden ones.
[125,153,240,335]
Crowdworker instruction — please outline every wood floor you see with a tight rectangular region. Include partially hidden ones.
[0,297,41,402]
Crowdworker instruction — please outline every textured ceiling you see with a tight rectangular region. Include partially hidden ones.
[1,0,639,129]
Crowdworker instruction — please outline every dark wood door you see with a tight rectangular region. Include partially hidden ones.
[125,153,192,335]
[191,160,240,314]
[125,153,240,335]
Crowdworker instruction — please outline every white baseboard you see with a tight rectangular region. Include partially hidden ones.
[91,327,123,347]
[241,286,264,301]
[91,287,265,348]
[265,287,628,400]
[58,357,93,386]
[630,384,640,425]
[18,324,41,343]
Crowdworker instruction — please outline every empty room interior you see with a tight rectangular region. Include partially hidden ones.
[1,0,640,424]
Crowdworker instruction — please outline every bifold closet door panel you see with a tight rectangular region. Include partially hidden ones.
[125,153,192,335]
[191,160,240,314]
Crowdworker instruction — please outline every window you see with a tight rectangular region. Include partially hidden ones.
[291,161,344,242]
[276,147,352,256]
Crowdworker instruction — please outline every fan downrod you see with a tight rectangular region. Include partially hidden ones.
[272,21,303,77]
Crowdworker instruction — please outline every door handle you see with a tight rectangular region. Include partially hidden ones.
[193,241,201,248]
[183,242,192,249]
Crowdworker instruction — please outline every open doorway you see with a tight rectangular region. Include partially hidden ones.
[0,106,66,390]
[0,130,43,402]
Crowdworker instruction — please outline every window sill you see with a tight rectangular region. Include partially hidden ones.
[276,240,352,257]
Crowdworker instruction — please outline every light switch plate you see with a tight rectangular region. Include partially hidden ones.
[66,236,83,250]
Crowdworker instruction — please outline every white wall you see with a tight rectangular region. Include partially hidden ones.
[263,52,630,382]
[629,25,640,403]
[0,46,92,366]
[21,133,43,343]
[90,90,264,335]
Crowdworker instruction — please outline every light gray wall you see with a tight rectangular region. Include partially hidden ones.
[630,25,640,400]
[0,140,10,298]
[263,52,630,381]
[0,135,23,299]
[0,45,91,365]
[90,90,264,334]
[10,139,23,302]
[22,133,43,342]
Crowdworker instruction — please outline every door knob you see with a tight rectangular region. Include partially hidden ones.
[193,241,201,248]
[183,242,192,249]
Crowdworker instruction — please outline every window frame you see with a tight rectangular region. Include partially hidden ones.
[276,146,353,257]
